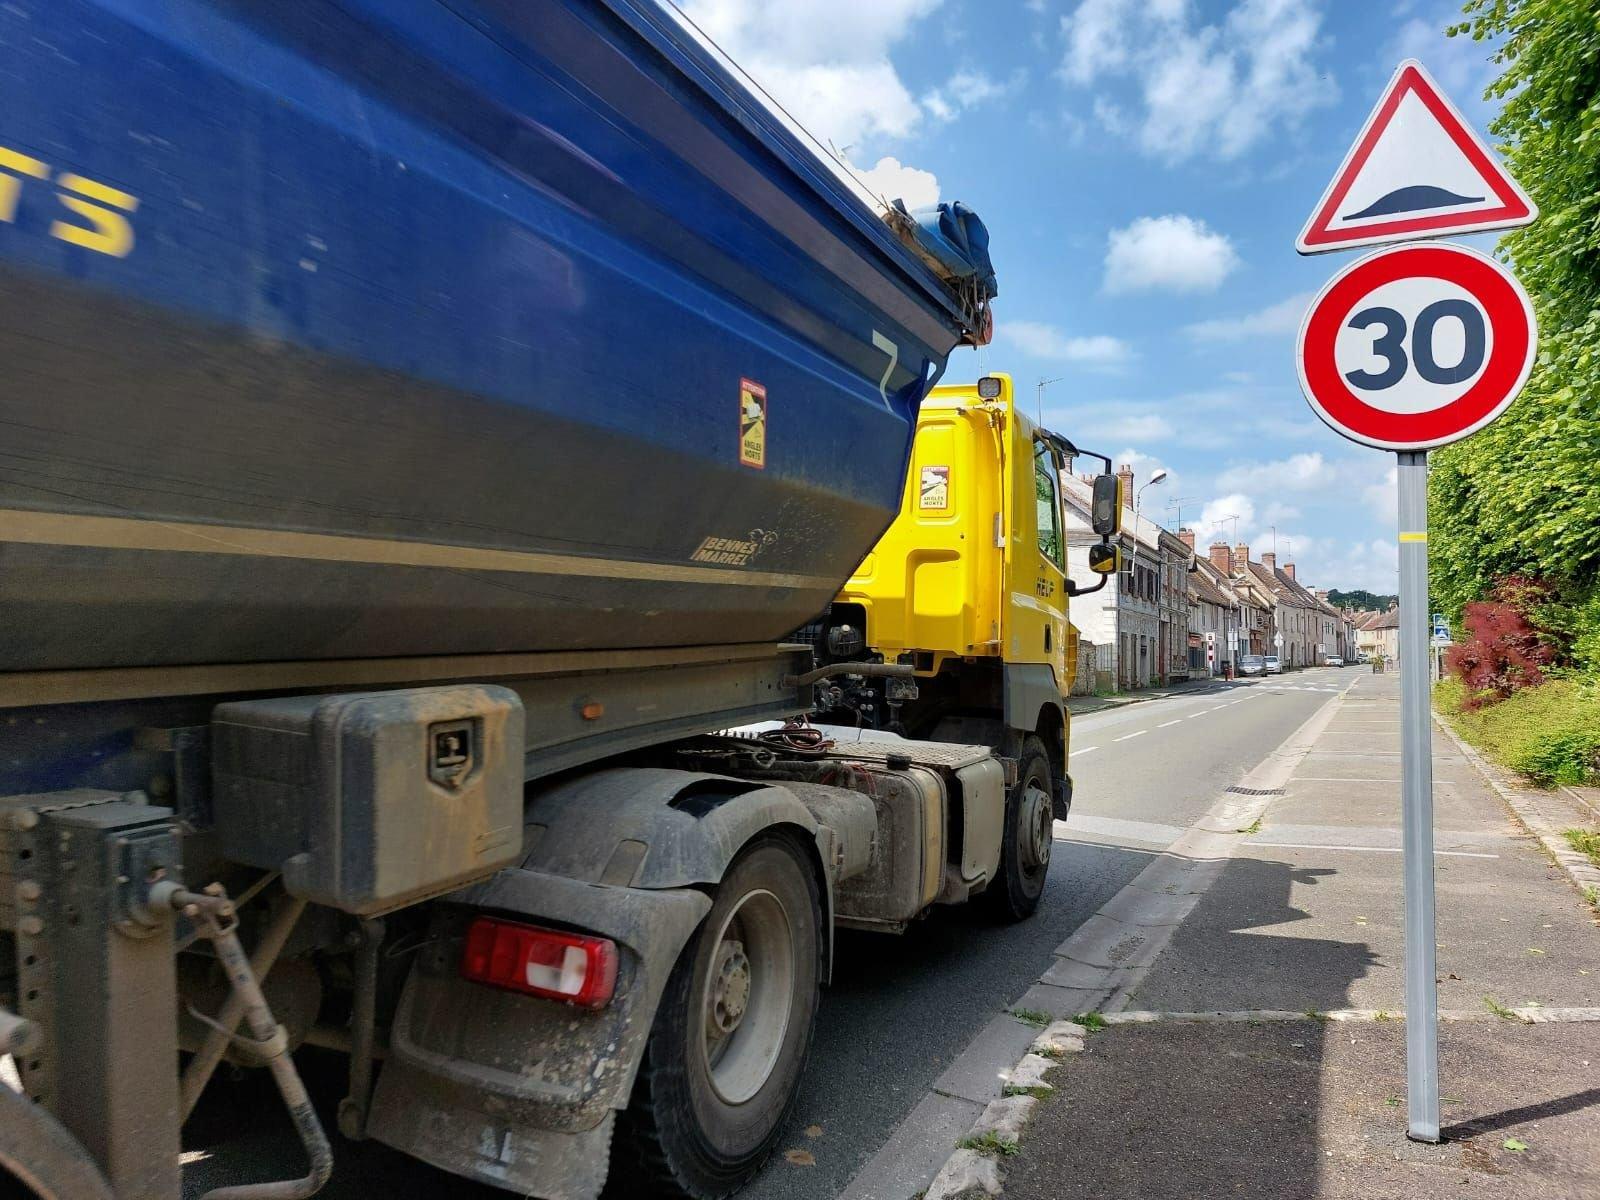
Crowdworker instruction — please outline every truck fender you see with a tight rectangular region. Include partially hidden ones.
[368,769,847,1198]
[514,766,840,979]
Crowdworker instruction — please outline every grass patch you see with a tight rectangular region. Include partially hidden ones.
[1482,995,1526,1022]
[957,1131,1020,1157]
[1565,828,1600,869]
[1071,1012,1106,1032]
[1436,676,1600,787]
[1009,1008,1050,1028]
[1236,816,1263,835]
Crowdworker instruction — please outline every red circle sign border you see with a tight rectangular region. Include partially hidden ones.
[1295,243,1537,452]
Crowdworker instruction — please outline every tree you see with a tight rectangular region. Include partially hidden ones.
[1326,589,1397,612]
[1431,1,1600,670]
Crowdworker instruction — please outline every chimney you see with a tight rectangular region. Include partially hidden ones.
[1177,528,1195,551]
[1261,551,1277,572]
[1314,587,1328,600]
[1116,463,1134,506]
[1284,562,1297,581]
[1232,543,1250,574]
[1208,542,1232,573]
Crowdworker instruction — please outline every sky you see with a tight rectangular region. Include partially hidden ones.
[675,0,1513,597]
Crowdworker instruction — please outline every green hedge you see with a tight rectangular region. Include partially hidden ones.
[1436,676,1600,787]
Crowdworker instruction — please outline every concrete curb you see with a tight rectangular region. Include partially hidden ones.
[923,1022,1085,1200]
[1433,713,1600,912]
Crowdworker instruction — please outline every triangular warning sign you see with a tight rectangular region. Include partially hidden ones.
[1296,59,1536,255]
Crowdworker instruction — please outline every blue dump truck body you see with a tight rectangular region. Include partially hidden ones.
[0,9,1014,1199]
[0,0,991,672]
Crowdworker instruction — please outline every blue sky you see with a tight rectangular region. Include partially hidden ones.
[679,0,1511,595]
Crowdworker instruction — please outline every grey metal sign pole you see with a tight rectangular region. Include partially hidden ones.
[1397,449,1439,1142]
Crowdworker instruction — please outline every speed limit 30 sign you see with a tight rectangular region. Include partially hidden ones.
[1295,242,1536,451]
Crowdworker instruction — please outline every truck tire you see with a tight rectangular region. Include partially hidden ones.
[986,734,1053,921]
[610,833,822,1199]
[0,1087,116,1200]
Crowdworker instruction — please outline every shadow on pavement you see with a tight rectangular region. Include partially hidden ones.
[1000,849,1600,1200]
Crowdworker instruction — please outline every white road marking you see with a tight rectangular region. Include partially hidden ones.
[1242,841,1498,859]
[1113,730,1147,742]
[1158,720,1180,728]
[1069,747,1098,757]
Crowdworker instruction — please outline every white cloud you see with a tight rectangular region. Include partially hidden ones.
[1387,15,1495,100]
[1184,292,1315,342]
[1215,452,1340,493]
[850,155,941,208]
[679,0,943,149]
[1192,493,1256,544]
[923,68,1025,123]
[1058,0,1337,163]
[1104,215,1239,294]
[1362,463,1398,527]
[1083,413,1175,442]
[1297,538,1400,594]
[1003,320,1133,365]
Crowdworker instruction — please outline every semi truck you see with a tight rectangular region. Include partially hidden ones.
[0,4,1121,1199]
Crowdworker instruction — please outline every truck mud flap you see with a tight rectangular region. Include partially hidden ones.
[366,870,707,1198]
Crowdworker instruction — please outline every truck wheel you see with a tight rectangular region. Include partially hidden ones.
[0,1087,116,1200]
[987,735,1053,921]
[612,834,822,1199]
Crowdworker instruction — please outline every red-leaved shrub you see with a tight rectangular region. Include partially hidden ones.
[1445,576,1559,708]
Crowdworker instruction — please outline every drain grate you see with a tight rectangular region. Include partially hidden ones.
[1226,785,1286,796]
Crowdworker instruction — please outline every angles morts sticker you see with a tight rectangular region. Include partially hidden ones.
[918,464,950,510]
[739,378,767,469]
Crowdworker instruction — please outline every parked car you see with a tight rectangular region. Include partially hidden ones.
[1238,654,1266,676]
[1326,654,1345,667]
[1264,655,1283,674]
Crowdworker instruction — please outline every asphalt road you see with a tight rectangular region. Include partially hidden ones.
[178,668,1355,1200]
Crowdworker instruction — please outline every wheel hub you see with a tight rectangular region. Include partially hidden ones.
[1019,781,1053,872]
[709,939,752,1035]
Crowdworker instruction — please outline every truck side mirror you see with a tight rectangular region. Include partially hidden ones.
[1091,474,1121,536]
[1088,542,1119,575]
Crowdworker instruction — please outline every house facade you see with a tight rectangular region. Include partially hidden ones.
[1063,466,1190,690]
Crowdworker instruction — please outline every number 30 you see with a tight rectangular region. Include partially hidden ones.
[1344,300,1486,390]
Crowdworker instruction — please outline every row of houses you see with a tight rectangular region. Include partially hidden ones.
[1061,465,1360,691]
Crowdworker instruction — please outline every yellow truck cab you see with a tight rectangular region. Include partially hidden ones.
[807,372,1122,916]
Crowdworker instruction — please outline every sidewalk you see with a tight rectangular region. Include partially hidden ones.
[1000,670,1600,1199]
[1067,678,1204,715]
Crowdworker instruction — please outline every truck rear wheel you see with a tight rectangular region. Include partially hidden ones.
[986,735,1053,921]
[611,834,822,1199]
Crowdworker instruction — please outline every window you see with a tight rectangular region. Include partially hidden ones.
[1034,441,1063,570]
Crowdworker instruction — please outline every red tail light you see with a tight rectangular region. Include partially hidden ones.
[460,916,619,1009]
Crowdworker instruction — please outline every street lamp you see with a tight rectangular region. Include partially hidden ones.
[1134,468,1168,514]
